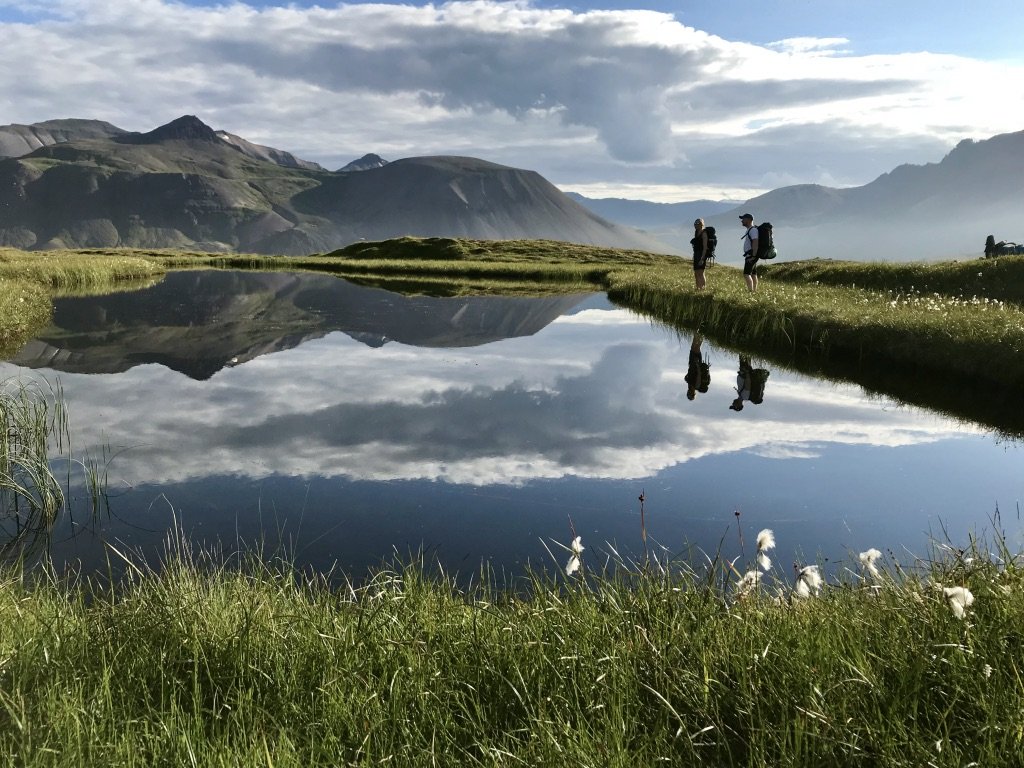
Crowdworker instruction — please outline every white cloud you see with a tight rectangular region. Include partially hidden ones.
[0,0,1021,198]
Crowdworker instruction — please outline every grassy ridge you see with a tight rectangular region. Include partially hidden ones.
[1,542,1021,766]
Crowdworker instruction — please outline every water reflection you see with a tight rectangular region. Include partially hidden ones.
[10,270,591,379]
[2,271,1022,581]
[684,333,710,401]
[729,355,771,412]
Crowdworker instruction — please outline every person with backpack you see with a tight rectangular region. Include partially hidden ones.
[739,212,759,292]
[690,218,715,290]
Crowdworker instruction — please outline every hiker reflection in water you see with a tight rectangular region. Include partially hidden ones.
[729,355,770,411]
[684,333,710,400]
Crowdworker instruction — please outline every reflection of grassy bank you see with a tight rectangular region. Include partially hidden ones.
[2,541,1021,765]
[0,249,165,357]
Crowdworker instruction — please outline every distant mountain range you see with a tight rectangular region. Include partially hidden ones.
[576,130,1024,263]
[0,115,668,255]
[2,115,1022,261]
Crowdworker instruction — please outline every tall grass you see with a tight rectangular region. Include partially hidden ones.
[0,379,69,558]
[0,248,164,291]
[1,533,1021,766]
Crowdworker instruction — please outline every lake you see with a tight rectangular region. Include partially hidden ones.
[3,270,1022,584]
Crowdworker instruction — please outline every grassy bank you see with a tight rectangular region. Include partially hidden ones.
[1,538,1021,766]
[0,249,165,358]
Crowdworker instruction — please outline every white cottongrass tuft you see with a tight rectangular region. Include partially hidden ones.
[734,569,761,596]
[794,565,823,598]
[755,529,775,571]
[858,548,883,578]
[942,586,974,619]
[565,536,584,576]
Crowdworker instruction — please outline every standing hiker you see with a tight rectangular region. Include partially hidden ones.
[739,212,758,292]
[690,218,713,290]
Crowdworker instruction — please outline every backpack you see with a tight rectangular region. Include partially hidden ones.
[749,368,770,404]
[755,222,777,259]
[705,226,717,262]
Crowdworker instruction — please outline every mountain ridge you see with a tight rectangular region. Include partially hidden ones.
[0,115,670,255]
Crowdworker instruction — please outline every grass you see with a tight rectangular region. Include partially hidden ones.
[0,379,70,559]
[0,532,1021,766]
[0,248,165,358]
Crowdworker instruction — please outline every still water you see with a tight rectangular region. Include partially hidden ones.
[3,270,1022,581]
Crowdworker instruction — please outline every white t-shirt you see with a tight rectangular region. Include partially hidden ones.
[743,226,758,258]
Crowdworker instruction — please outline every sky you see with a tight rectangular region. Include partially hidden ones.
[1,0,1022,202]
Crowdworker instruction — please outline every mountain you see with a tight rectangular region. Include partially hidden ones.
[565,193,738,229]
[565,193,740,253]
[216,130,326,171]
[705,129,1024,262]
[0,118,126,158]
[0,115,671,255]
[340,153,388,172]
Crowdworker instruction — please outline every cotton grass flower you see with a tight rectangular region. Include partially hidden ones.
[734,569,761,597]
[755,528,775,571]
[942,586,974,619]
[858,548,882,579]
[794,564,823,598]
[565,536,584,576]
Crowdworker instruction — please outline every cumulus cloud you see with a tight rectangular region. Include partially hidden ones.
[0,0,1021,197]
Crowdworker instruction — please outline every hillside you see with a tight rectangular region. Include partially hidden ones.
[705,129,1024,262]
[0,116,671,256]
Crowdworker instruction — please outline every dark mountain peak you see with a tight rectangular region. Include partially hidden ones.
[127,115,221,145]
[339,153,389,172]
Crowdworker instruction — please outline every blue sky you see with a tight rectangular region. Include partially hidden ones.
[1,0,1021,201]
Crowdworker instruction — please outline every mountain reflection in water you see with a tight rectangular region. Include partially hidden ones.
[11,270,591,379]
[2,271,1022,583]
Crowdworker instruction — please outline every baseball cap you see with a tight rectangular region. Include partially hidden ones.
[739,213,753,220]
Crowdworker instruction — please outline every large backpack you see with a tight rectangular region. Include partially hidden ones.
[705,226,717,262]
[749,368,770,404]
[756,222,776,259]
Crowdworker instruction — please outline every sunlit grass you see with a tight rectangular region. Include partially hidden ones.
[0,249,166,357]
[1,531,1022,766]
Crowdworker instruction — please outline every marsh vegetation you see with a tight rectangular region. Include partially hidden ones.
[0,531,1021,766]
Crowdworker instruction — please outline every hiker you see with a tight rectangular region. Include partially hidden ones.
[684,333,710,400]
[690,218,712,290]
[739,213,758,292]
[729,355,769,411]
[985,235,997,258]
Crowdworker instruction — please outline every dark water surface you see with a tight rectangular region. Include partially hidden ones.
[3,270,1022,582]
